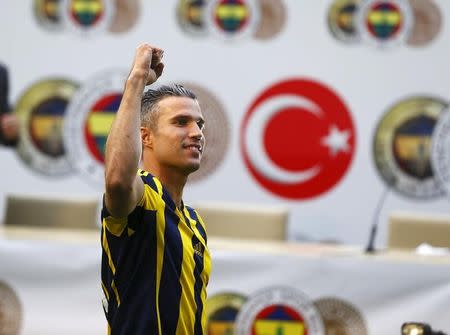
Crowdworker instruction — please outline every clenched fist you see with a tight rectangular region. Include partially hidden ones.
[129,43,165,86]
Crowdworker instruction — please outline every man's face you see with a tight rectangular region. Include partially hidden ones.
[149,96,205,174]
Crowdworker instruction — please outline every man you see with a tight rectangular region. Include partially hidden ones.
[0,63,19,146]
[101,43,211,335]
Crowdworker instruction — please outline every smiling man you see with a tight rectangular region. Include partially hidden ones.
[101,43,211,335]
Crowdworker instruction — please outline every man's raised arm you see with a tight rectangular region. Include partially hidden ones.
[104,43,164,218]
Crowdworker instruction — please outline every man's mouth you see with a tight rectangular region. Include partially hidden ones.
[183,144,203,153]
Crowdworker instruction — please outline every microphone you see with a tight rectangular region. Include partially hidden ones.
[365,187,390,253]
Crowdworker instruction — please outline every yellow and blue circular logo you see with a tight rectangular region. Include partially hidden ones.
[14,78,79,176]
[33,0,64,31]
[356,0,413,48]
[206,0,260,41]
[63,70,127,188]
[177,0,208,36]
[61,0,114,36]
[235,286,325,335]
[206,292,247,334]
[70,0,104,27]
[373,96,447,199]
[327,0,361,44]
[82,93,121,165]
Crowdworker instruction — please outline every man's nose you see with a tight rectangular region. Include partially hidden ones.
[189,123,203,139]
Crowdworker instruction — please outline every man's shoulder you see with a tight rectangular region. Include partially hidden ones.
[184,205,201,221]
[137,169,159,191]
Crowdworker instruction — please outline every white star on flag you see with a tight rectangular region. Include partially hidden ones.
[321,125,351,156]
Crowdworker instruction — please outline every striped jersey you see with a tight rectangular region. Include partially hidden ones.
[101,169,211,335]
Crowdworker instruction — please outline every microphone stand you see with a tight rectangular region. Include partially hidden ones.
[365,187,390,253]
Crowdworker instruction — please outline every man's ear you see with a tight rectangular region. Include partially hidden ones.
[140,126,153,149]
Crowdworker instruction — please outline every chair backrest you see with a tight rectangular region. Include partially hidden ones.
[387,211,450,249]
[3,194,100,230]
[191,202,289,241]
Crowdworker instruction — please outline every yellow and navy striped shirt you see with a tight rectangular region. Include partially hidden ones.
[101,170,211,335]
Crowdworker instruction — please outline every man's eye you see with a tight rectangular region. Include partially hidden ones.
[197,121,205,130]
[177,118,188,125]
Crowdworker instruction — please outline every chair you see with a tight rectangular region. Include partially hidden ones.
[387,211,450,249]
[191,202,289,241]
[2,193,100,230]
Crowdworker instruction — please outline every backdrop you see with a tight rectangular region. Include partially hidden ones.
[0,0,449,246]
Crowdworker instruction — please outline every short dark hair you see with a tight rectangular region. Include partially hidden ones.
[141,84,197,129]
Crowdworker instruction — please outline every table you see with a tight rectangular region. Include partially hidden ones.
[1,226,449,335]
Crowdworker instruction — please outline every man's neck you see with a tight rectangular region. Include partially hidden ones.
[159,171,187,209]
[142,164,187,209]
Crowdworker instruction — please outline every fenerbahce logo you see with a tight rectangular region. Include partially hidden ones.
[62,73,228,189]
[206,292,247,334]
[356,0,414,48]
[327,0,443,48]
[14,78,79,176]
[373,96,448,199]
[241,78,356,200]
[61,0,115,35]
[33,0,141,35]
[63,70,127,188]
[206,291,367,335]
[176,0,286,41]
[235,286,325,335]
